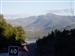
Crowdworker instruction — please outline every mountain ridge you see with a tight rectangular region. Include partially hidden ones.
[6,13,75,40]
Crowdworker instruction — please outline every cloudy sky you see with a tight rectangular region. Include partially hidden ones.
[0,0,75,19]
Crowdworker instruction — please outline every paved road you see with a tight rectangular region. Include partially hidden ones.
[0,43,37,56]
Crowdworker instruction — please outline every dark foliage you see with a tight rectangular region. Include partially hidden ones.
[0,15,25,52]
[36,29,75,56]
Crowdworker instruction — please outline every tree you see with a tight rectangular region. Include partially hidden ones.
[36,29,75,56]
[14,26,26,42]
[3,24,14,39]
[0,15,26,49]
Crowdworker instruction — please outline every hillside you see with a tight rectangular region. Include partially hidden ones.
[6,13,75,40]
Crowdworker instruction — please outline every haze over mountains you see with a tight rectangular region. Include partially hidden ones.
[6,13,75,40]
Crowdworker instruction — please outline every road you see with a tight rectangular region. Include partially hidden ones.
[0,43,37,56]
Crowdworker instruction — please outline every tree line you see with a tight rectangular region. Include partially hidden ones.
[36,29,75,56]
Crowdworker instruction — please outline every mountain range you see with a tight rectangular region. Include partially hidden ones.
[6,13,75,40]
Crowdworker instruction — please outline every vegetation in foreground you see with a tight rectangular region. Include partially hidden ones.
[36,29,75,56]
[0,15,26,52]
